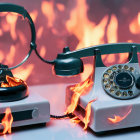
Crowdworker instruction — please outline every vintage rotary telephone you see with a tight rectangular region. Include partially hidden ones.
[48,43,140,132]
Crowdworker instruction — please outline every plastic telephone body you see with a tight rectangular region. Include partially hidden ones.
[65,43,140,132]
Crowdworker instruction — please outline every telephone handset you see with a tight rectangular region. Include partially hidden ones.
[54,43,140,100]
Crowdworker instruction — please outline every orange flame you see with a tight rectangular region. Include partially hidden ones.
[66,0,108,50]
[0,29,3,36]
[37,26,44,39]
[40,45,46,58]
[107,14,118,43]
[1,75,26,87]
[13,64,34,81]
[108,106,132,124]
[66,75,93,114]
[83,99,96,130]
[0,108,13,135]
[41,1,55,28]
[18,31,27,45]
[30,10,38,22]
[5,45,16,65]
[6,13,18,40]
[70,116,81,124]
[56,3,65,12]
[129,12,140,34]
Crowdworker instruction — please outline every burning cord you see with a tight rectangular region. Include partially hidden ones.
[50,113,75,119]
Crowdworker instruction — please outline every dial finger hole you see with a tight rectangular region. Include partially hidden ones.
[116,91,121,96]
[118,65,122,69]
[103,73,109,78]
[122,91,127,96]
[110,88,115,93]
[130,67,134,72]
[112,66,117,70]
[128,91,133,96]
[124,65,129,70]
[105,84,111,89]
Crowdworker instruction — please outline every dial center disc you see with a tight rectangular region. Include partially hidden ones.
[115,72,134,89]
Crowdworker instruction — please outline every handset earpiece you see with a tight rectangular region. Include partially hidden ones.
[54,47,83,76]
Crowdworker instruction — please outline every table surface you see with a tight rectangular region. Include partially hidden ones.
[1,84,140,140]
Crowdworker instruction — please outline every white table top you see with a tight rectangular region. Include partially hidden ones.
[1,84,140,140]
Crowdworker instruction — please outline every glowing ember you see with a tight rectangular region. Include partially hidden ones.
[0,108,13,135]
[66,75,93,114]
[83,99,96,130]
[108,106,132,124]
[70,116,81,124]
[1,75,26,87]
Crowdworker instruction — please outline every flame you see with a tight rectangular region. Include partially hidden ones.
[40,45,46,58]
[41,1,55,28]
[81,64,93,81]
[1,75,26,87]
[66,0,108,50]
[0,108,13,135]
[30,10,38,22]
[6,13,18,40]
[13,64,34,81]
[37,26,44,39]
[5,45,16,65]
[56,3,65,12]
[0,28,3,36]
[108,106,132,124]
[129,12,140,34]
[66,75,93,114]
[18,30,27,45]
[83,99,96,130]
[70,116,81,124]
[107,14,118,43]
